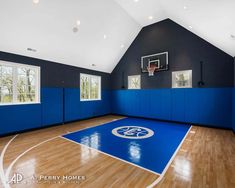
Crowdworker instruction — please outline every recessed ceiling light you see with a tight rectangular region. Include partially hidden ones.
[103,34,107,39]
[27,48,37,52]
[134,0,139,2]
[33,0,39,4]
[73,27,78,33]
[76,20,81,26]
[121,44,125,48]
[92,64,96,67]
[189,25,193,29]
[230,34,235,39]
[148,16,153,20]
[183,6,187,10]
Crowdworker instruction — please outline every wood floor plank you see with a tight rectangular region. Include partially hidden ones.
[155,127,235,188]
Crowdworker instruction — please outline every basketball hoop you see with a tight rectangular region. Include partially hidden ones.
[147,64,158,76]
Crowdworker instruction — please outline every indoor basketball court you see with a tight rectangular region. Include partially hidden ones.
[0,0,235,188]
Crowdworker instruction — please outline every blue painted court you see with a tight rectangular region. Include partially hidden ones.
[63,118,191,174]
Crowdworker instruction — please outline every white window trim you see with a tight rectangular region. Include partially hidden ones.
[80,73,101,101]
[172,70,192,88]
[128,75,141,89]
[0,60,41,106]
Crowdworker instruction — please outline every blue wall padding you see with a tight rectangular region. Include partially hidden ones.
[184,89,201,124]
[171,89,185,122]
[0,87,233,135]
[0,104,41,135]
[41,88,64,126]
[111,88,233,128]
[64,88,111,122]
[0,88,111,135]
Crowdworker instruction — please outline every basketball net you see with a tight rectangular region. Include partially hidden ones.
[147,64,158,76]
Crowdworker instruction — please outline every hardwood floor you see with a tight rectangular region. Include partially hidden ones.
[0,115,234,188]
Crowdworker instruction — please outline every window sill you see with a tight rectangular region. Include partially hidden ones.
[0,102,41,106]
[80,99,102,102]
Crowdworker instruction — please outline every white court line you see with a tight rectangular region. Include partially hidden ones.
[147,125,192,188]
[65,119,123,134]
[5,136,59,183]
[60,136,161,176]
[0,117,125,188]
[0,135,18,188]
[63,117,127,136]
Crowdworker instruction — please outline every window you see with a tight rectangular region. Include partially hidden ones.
[80,73,101,101]
[172,70,192,88]
[128,75,141,89]
[0,61,40,105]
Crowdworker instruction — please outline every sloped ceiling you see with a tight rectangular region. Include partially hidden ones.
[115,0,235,57]
[0,0,141,73]
[0,0,234,74]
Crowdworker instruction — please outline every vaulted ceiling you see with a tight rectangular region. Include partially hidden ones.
[0,0,234,73]
[115,0,235,57]
[0,0,141,73]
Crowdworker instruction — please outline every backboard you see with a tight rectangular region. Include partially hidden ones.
[141,52,169,73]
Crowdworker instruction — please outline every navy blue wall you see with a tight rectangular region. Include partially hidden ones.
[111,19,234,129]
[111,19,234,89]
[233,58,235,131]
[0,52,112,136]
[233,88,235,131]
[0,51,111,88]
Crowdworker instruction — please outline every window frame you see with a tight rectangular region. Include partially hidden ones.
[0,60,41,106]
[80,73,101,101]
[172,70,192,88]
[128,75,141,89]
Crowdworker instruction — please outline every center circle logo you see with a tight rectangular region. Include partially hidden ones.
[112,126,154,139]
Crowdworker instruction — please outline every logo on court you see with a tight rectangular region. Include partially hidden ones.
[112,126,154,139]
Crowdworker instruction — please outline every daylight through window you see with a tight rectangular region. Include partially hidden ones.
[80,73,101,101]
[128,75,141,89]
[0,61,40,105]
